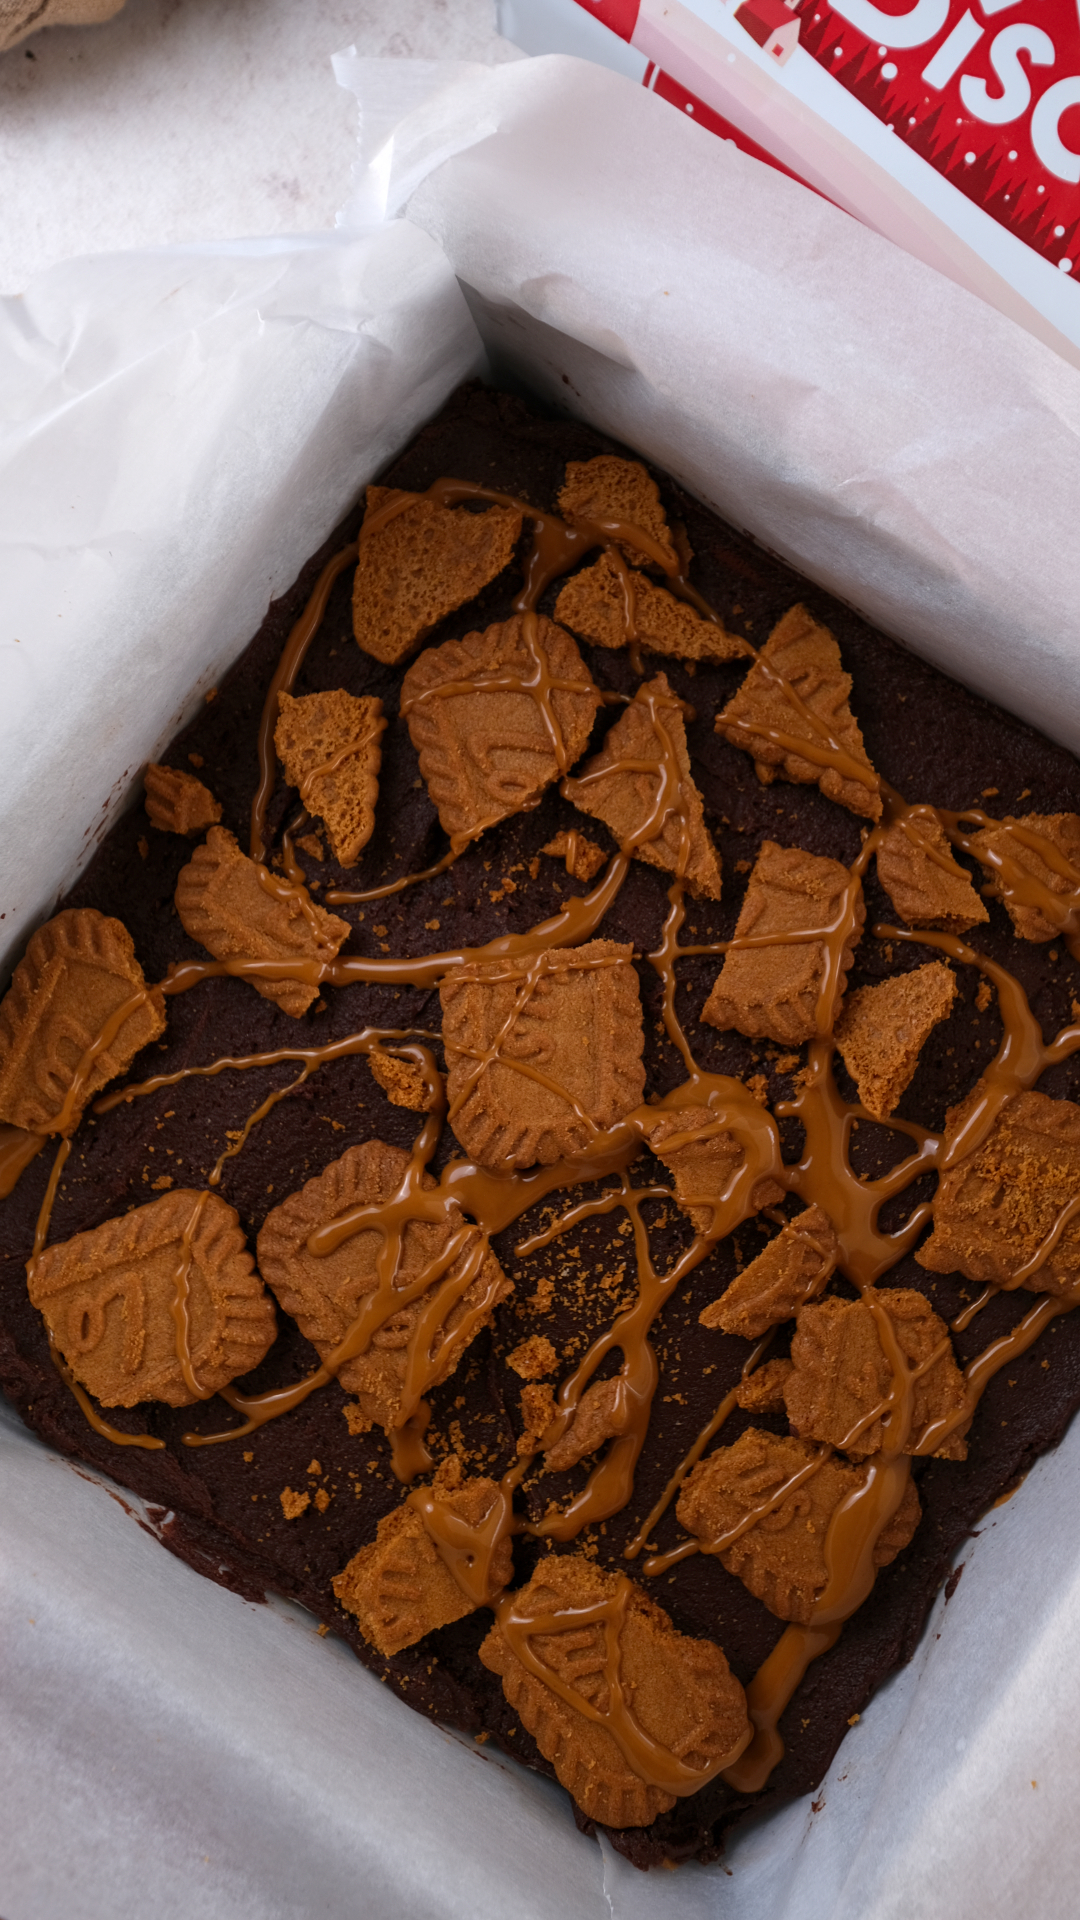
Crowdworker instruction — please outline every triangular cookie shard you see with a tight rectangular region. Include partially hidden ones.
[555,552,750,664]
[677,1429,921,1624]
[702,841,864,1044]
[479,1555,750,1827]
[175,826,350,1019]
[0,909,165,1135]
[876,814,988,933]
[401,613,600,850]
[715,605,882,821]
[834,961,956,1120]
[274,689,386,866]
[352,485,523,665]
[699,1204,838,1339]
[144,763,222,837]
[557,455,679,570]
[257,1140,510,1432]
[969,812,1080,942]
[643,1105,784,1237]
[563,673,723,901]
[27,1188,276,1408]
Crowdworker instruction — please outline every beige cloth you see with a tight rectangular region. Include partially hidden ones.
[0,0,125,55]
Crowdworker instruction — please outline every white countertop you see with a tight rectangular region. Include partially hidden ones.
[0,0,518,293]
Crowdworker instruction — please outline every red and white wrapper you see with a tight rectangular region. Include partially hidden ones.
[1,48,1080,1920]
[501,0,1080,368]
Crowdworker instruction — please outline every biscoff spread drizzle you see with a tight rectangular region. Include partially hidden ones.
[18,472,1080,1809]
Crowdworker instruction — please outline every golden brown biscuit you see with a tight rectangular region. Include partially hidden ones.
[274,689,386,866]
[440,940,646,1170]
[401,613,600,850]
[702,842,864,1045]
[479,1554,750,1827]
[917,1088,1080,1297]
[969,813,1080,942]
[540,830,607,882]
[643,1104,785,1237]
[352,486,522,664]
[563,673,723,901]
[875,814,988,933]
[367,1050,439,1112]
[785,1290,969,1461]
[556,456,679,570]
[257,1140,510,1433]
[175,826,350,1019]
[677,1428,921,1624]
[0,908,165,1135]
[715,606,881,820]
[27,1188,275,1408]
[699,1205,838,1339]
[555,552,750,663]
[834,961,956,1120]
[144,763,222,837]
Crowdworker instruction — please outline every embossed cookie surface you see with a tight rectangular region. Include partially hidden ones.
[144,763,222,837]
[175,826,350,1019]
[333,1462,513,1656]
[27,1189,275,1408]
[917,1088,1080,1297]
[677,1429,921,1624]
[715,605,881,820]
[555,552,749,664]
[700,1204,838,1339]
[702,841,863,1044]
[644,1105,784,1237]
[257,1140,510,1431]
[440,941,646,1170]
[784,1290,969,1460]
[557,456,678,570]
[969,813,1080,943]
[564,673,723,901]
[479,1555,750,1827]
[0,908,165,1135]
[274,689,386,866]
[876,814,987,933]
[834,962,956,1121]
[401,613,600,849]
[352,485,522,664]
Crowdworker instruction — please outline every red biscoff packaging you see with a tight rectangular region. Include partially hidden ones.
[500,0,1080,368]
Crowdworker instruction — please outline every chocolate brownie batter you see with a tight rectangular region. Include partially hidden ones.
[4,382,1080,1871]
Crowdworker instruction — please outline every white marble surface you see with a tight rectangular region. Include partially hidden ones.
[0,0,519,293]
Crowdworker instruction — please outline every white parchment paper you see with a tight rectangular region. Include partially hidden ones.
[4,45,1080,1920]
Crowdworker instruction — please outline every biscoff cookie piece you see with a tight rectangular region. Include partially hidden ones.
[563,673,723,901]
[557,456,679,571]
[507,1333,558,1380]
[401,614,601,850]
[555,552,750,664]
[479,1555,750,1828]
[785,1290,969,1461]
[543,1377,625,1473]
[274,689,386,866]
[27,1189,276,1409]
[715,606,881,821]
[144,762,222,837]
[333,1460,513,1656]
[733,1358,794,1413]
[352,485,522,665]
[540,830,607,883]
[876,814,988,933]
[643,1105,784,1237]
[699,1204,838,1340]
[175,826,350,1019]
[969,812,1080,942]
[917,1088,1080,1296]
[257,1140,509,1433]
[834,962,956,1121]
[677,1428,921,1625]
[440,940,646,1170]
[0,909,165,1135]
[702,841,864,1045]
[367,1050,439,1113]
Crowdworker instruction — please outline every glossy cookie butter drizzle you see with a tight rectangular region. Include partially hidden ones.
[16,473,1080,1810]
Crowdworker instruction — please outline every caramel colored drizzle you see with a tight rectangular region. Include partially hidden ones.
[171,1191,211,1400]
[22,471,1080,1808]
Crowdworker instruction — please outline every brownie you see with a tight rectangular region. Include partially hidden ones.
[4,381,1080,1873]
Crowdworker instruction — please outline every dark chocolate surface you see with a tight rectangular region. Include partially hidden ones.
[4,382,1080,1872]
